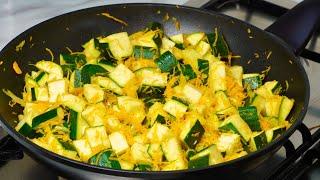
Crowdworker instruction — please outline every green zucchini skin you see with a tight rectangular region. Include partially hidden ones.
[183,120,205,149]
[238,106,261,131]
[155,51,178,72]
[81,64,108,84]
[32,108,60,128]
[133,46,157,59]
[243,74,262,90]
[96,150,121,169]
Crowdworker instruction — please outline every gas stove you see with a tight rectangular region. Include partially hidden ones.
[1,0,320,179]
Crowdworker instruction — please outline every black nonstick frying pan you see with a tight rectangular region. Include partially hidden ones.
[0,1,319,179]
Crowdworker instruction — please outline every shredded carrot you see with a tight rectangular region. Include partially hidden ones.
[172,17,181,30]
[266,51,272,60]
[163,13,170,21]
[66,47,73,53]
[15,40,25,52]
[45,48,54,61]
[13,61,22,74]
[100,12,128,26]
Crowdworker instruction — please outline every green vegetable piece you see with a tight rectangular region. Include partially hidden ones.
[32,108,59,128]
[238,106,261,131]
[134,164,152,171]
[60,53,86,65]
[133,46,157,59]
[81,64,107,84]
[97,150,121,169]
[155,51,178,72]
[180,64,197,80]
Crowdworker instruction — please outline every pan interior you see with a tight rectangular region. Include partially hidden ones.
[0,3,308,174]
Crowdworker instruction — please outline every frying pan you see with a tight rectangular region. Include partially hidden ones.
[0,0,319,179]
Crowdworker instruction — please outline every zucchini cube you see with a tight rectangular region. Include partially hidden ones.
[109,131,129,155]
[180,119,205,149]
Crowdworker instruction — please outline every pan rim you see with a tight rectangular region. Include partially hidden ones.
[0,2,310,177]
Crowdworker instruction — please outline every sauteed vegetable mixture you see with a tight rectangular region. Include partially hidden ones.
[8,22,294,171]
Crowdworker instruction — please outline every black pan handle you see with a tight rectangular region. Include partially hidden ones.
[266,0,320,55]
[0,135,24,162]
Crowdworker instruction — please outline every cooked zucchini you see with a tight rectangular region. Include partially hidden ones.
[279,96,294,121]
[188,145,223,168]
[238,106,261,131]
[219,114,253,142]
[69,109,89,140]
[155,51,178,72]
[180,118,205,149]
[91,76,123,95]
[32,107,64,128]
[109,131,129,155]
[163,97,188,118]
[243,73,262,90]
[249,131,268,151]
[109,64,134,87]
[133,46,157,59]
[266,126,286,142]
[9,25,295,172]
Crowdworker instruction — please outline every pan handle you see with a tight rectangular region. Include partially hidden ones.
[0,135,24,162]
[265,0,320,56]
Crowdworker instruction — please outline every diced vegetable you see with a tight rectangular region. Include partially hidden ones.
[279,96,294,121]
[82,103,106,127]
[81,64,108,85]
[195,41,211,56]
[180,118,205,149]
[133,46,157,59]
[207,29,230,57]
[264,80,282,95]
[82,38,101,63]
[219,114,253,142]
[48,79,68,102]
[84,126,110,154]
[214,91,231,112]
[266,126,286,142]
[135,67,167,87]
[243,73,262,90]
[32,107,64,128]
[83,84,104,104]
[96,150,121,169]
[117,96,146,124]
[163,97,188,118]
[209,61,227,92]
[91,76,123,95]
[155,51,178,72]
[180,63,197,80]
[183,84,202,104]
[230,66,243,87]
[131,143,152,164]
[109,64,134,87]
[238,106,261,131]
[147,122,171,142]
[69,109,89,140]
[188,145,223,168]
[249,131,268,151]
[186,32,205,46]
[265,96,283,117]
[161,137,184,161]
[100,32,133,60]
[73,138,94,162]
[216,133,242,154]
[35,61,63,81]
[61,94,86,112]
[109,131,129,155]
